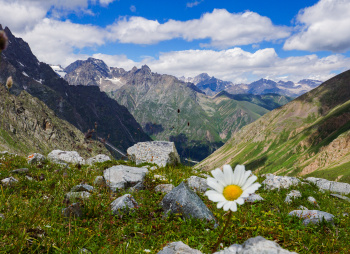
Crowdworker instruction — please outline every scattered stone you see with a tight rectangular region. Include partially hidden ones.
[0,151,9,155]
[285,190,302,203]
[103,165,148,192]
[330,193,350,202]
[71,184,94,192]
[161,182,217,225]
[86,154,111,165]
[65,192,90,202]
[186,176,208,193]
[25,176,34,181]
[39,174,45,181]
[343,213,349,217]
[305,177,350,195]
[154,174,167,181]
[262,174,300,190]
[155,184,175,194]
[110,194,138,215]
[244,193,264,203]
[48,150,85,165]
[149,166,157,171]
[215,236,297,254]
[288,210,334,226]
[307,196,319,207]
[62,203,82,218]
[0,213,5,220]
[157,241,202,254]
[1,176,18,186]
[78,248,92,253]
[27,153,46,164]
[298,205,308,210]
[128,182,144,192]
[93,176,105,186]
[12,168,29,174]
[127,141,181,167]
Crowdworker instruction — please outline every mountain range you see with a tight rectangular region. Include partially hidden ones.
[196,69,350,183]
[62,58,292,161]
[0,25,150,157]
[180,74,322,97]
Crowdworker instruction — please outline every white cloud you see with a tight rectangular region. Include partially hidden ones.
[187,0,203,8]
[130,5,136,12]
[107,9,290,47]
[92,53,138,70]
[284,0,350,52]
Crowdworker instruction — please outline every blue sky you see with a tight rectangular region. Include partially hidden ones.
[1,0,350,83]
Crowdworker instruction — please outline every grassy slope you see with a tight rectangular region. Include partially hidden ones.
[0,154,349,253]
[196,70,350,183]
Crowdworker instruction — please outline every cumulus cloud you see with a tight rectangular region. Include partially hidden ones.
[284,0,350,52]
[92,53,139,70]
[187,0,203,8]
[107,9,290,47]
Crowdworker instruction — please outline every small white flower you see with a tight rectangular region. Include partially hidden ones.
[205,164,261,212]
[144,249,151,253]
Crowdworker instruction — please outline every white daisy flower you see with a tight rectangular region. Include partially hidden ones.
[205,164,261,212]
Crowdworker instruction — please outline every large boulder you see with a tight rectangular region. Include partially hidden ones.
[86,154,111,165]
[127,141,180,167]
[288,210,334,226]
[103,165,148,192]
[161,182,216,225]
[305,177,350,195]
[186,176,209,193]
[48,150,85,165]
[262,174,300,190]
[157,241,202,254]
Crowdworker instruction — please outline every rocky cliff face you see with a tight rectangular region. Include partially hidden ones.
[0,26,150,156]
[196,69,350,183]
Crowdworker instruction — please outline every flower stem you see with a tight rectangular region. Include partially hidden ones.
[212,210,232,253]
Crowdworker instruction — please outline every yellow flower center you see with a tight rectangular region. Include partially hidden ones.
[223,185,243,201]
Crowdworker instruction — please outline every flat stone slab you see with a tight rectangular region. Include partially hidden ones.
[288,210,334,226]
[27,153,46,164]
[48,150,85,165]
[161,182,216,225]
[110,194,138,215]
[305,177,350,194]
[86,154,111,165]
[127,141,180,167]
[331,193,350,202]
[262,174,300,190]
[186,176,208,193]
[103,165,148,192]
[215,236,297,254]
[157,241,202,254]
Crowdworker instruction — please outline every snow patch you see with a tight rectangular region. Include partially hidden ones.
[22,71,29,77]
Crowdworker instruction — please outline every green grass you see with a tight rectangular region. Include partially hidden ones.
[0,153,350,253]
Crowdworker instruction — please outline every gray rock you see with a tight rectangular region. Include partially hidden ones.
[62,203,82,218]
[110,194,138,215]
[94,176,105,186]
[343,213,349,217]
[1,176,18,186]
[127,141,180,167]
[155,184,175,194]
[12,168,29,174]
[157,241,202,254]
[244,193,264,203]
[71,184,94,192]
[262,174,300,190]
[0,151,9,155]
[161,182,217,225]
[27,153,46,164]
[65,191,91,202]
[307,196,319,207]
[187,176,209,193]
[103,165,148,192]
[288,210,334,226]
[215,244,242,254]
[298,205,308,210]
[305,177,350,194]
[48,150,85,165]
[331,193,350,202]
[78,248,92,253]
[285,190,302,203]
[0,213,5,220]
[25,176,35,181]
[86,154,111,165]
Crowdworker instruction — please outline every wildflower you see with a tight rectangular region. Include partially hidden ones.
[205,164,261,211]
[0,30,8,51]
[6,76,13,90]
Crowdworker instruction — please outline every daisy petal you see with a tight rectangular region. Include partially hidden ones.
[207,177,224,193]
[236,165,247,186]
[243,183,261,195]
[217,201,226,209]
[230,201,237,212]
[211,168,226,186]
[223,201,232,211]
[235,197,245,205]
[240,170,252,186]
[206,191,226,202]
[223,165,234,185]
[232,165,243,185]
[241,175,258,190]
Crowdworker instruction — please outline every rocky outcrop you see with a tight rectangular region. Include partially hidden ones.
[305,177,350,194]
[127,141,180,167]
[86,154,111,165]
[157,241,202,254]
[110,194,139,215]
[262,174,300,190]
[48,150,85,165]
